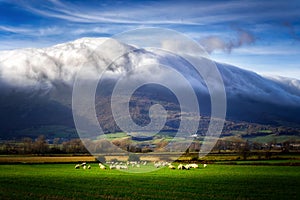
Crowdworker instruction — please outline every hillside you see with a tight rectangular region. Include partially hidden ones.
[0,37,299,139]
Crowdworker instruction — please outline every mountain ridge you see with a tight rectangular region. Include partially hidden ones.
[0,37,299,138]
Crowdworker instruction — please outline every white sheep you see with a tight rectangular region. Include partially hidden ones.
[178,164,186,170]
[168,165,176,169]
[184,165,191,170]
[87,165,91,169]
[121,165,128,170]
[83,165,87,170]
[154,163,161,168]
[99,163,106,170]
[75,164,80,169]
[203,164,207,168]
[188,164,199,169]
[110,165,116,169]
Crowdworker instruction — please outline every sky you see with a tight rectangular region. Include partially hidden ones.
[0,0,300,79]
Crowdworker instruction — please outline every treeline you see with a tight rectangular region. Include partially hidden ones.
[0,135,89,155]
[222,122,300,136]
[1,135,300,155]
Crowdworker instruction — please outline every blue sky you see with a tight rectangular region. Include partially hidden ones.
[0,0,300,78]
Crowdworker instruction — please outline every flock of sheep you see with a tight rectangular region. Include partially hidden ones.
[157,162,207,170]
[75,162,91,169]
[74,161,207,170]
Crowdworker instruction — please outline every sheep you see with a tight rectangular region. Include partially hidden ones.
[178,164,186,170]
[83,165,87,170]
[168,165,176,169]
[130,161,137,165]
[75,164,80,169]
[154,163,161,168]
[87,165,91,169]
[100,165,106,170]
[99,163,106,170]
[203,164,207,168]
[113,165,128,170]
[120,165,128,170]
[110,165,116,170]
[154,161,169,168]
[136,164,140,168]
[81,162,86,166]
[188,164,199,169]
[184,165,191,170]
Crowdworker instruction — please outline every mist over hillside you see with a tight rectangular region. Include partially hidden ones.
[0,38,299,138]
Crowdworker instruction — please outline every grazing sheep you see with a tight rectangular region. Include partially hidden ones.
[154,163,161,168]
[87,165,91,169]
[83,165,87,170]
[188,164,199,169]
[81,162,86,166]
[75,164,80,169]
[178,164,186,170]
[203,164,207,168]
[110,165,116,170]
[120,165,128,170]
[136,164,140,168]
[100,165,106,170]
[99,163,106,170]
[168,165,176,169]
[184,165,191,170]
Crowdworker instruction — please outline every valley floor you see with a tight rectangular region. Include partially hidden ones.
[0,163,299,200]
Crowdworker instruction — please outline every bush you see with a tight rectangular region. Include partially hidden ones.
[190,154,199,161]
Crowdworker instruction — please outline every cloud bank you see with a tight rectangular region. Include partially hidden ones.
[0,37,299,108]
[200,28,256,54]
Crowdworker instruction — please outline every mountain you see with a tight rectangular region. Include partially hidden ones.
[0,37,299,139]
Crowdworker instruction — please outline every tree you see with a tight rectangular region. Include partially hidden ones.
[33,135,49,154]
[62,139,88,154]
[22,137,33,154]
[239,141,251,160]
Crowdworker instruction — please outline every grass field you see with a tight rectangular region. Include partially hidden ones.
[0,163,299,199]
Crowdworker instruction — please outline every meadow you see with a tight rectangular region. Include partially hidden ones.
[0,163,299,200]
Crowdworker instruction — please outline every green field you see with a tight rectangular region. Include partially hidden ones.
[0,164,299,199]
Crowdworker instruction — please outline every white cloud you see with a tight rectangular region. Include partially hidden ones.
[0,25,31,34]
[199,28,255,54]
[0,25,63,36]
[14,0,299,26]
